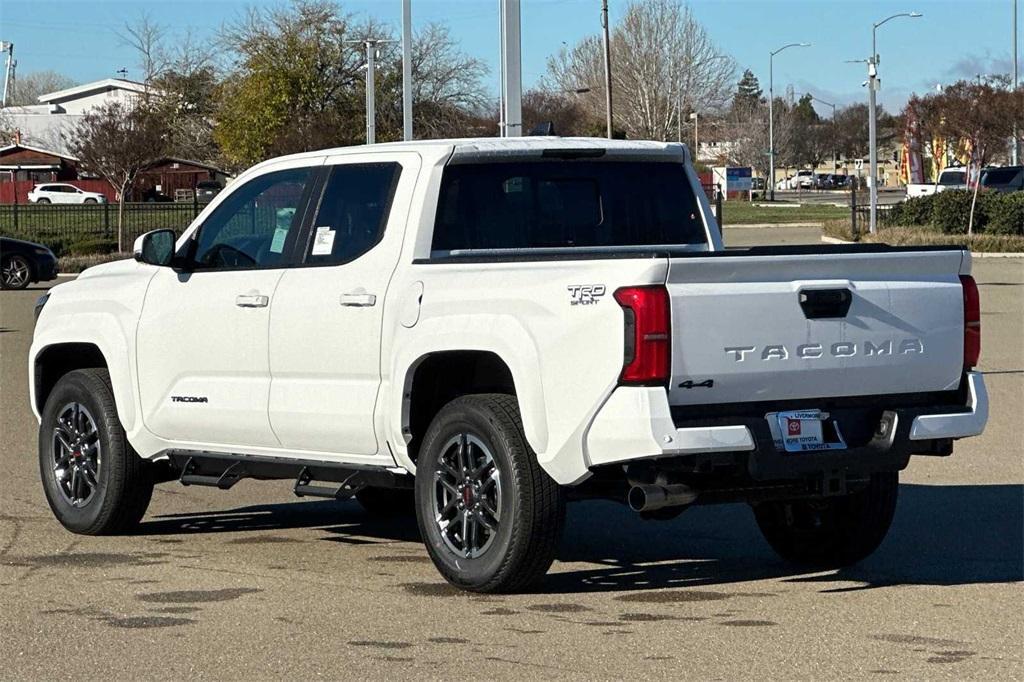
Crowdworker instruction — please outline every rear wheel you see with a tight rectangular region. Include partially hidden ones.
[415,394,565,593]
[39,369,153,534]
[83,198,97,204]
[1,254,32,289]
[35,198,50,204]
[752,472,898,567]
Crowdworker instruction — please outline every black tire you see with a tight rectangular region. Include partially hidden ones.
[752,472,898,568]
[1,254,33,290]
[83,198,97,204]
[355,486,415,517]
[39,368,153,535]
[415,394,565,593]
[35,198,50,204]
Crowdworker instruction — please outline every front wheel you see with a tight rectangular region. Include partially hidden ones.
[39,369,154,534]
[415,394,565,593]
[1,254,32,289]
[752,472,898,568]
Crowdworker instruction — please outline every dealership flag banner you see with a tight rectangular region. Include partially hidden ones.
[901,109,925,185]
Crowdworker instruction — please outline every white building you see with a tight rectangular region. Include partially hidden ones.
[0,78,152,155]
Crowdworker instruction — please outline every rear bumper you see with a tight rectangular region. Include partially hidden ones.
[585,372,987,477]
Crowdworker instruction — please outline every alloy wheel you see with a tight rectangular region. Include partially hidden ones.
[52,402,102,507]
[432,433,502,558]
[2,256,30,288]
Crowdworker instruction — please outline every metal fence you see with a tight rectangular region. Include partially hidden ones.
[849,189,898,238]
[0,201,201,253]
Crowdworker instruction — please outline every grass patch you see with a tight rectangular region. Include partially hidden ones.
[723,202,848,225]
[822,219,1024,253]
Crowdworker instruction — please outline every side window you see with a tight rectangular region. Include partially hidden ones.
[191,167,313,270]
[305,162,400,265]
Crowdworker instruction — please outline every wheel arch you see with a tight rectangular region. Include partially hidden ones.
[399,349,545,466]
[31,340,136,432]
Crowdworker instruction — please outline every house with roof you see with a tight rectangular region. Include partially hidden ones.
[0,78,153,155]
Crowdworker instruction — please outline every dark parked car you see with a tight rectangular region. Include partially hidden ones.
[1,237,58,290]
[980,166,1024,193]
[196,180,224,203]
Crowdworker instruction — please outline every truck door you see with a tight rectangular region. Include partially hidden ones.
[136,159,322,448]
[268,151,421,459]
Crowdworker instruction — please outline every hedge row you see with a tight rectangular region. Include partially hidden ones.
[883,190,1024,235]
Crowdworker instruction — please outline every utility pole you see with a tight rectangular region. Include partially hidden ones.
[1,42,15,107]
[868,12,922,233]
[691,112,699,156]
[402,0,413,141]
[601,0,614,138]
[499,0,522,137]
[768,43,810,201]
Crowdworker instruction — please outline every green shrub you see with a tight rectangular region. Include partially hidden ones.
[983,191,1024,236]
[67,237,118,255]
[930,190,977,234]
[899,194,934,225]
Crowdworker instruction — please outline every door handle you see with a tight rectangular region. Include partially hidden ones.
[340,292,377,307]
[235,293,269,308]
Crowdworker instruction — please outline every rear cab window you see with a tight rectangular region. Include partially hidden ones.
[431,160,708,255]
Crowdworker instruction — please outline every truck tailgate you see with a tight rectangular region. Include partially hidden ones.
[666,247,967,407]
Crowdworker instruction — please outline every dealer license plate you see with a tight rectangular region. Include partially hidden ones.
[765,410,847,453]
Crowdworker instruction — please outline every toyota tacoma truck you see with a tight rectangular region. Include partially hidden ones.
[30,137,988,592]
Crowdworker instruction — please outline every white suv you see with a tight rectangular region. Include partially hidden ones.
[28,183,107,204]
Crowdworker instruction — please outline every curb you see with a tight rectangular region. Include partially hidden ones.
[820,236,1024,257]
[726,222,824,229]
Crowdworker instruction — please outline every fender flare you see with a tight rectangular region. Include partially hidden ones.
[387,316,548,469]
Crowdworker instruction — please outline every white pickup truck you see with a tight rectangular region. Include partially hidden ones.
[30,138,987,592]
[905,166,968,199]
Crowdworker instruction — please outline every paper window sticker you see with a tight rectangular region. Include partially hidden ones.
[311,226,336,255]
[269,227,289,253]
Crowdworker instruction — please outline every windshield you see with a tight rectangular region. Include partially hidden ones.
[938,170,965,186]
[432,161,707,253]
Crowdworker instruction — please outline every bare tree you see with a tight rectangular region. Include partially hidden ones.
[9,70,77,106]
[66,102,167,251]
[546,0,735,140]
[117,12,168,84]
[724,97,794,179]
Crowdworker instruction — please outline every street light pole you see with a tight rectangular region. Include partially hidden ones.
[1014,0,1019,165]
[601,0,614,138]
[769,42,810,201]
[868,11,922,233]
[690,111,699,156]
[401,0,413,141]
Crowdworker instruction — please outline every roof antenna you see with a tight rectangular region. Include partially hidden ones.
[116,68,128,79]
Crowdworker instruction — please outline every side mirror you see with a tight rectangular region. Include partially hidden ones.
[133,229,176,267]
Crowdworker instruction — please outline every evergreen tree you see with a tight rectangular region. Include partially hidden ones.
[732,69,763,111]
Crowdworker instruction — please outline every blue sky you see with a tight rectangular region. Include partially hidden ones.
[1,0,1019,115]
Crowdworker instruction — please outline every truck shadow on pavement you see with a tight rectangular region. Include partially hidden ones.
[138,483,1022,594]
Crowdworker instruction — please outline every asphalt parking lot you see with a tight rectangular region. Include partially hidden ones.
[1,227,1021,680]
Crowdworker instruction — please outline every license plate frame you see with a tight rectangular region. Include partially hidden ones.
[765,409,848,453]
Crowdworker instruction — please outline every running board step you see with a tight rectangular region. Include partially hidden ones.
[293,467,363,500]
[165,450,414,494]
[179,458,245,490]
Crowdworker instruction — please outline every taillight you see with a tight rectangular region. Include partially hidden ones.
[960,275,981,370]
[614,286,671,385]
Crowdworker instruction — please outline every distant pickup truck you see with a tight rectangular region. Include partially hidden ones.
[906,167,967,199]
[30,137,988,593]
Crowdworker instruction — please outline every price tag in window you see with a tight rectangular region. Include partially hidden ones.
[311,226,336,255]
[269,227,288,254]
